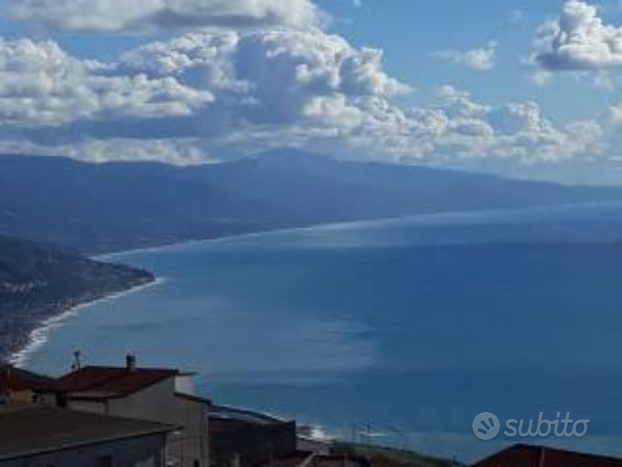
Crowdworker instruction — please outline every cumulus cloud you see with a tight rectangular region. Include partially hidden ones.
[11,0,323,32]
[532,0,622,71]
[611,103,622,125]
[0,37,214,130]
[365,89,603,164]
[0,30,413,163]
[119,29,411,130]
[0,138,212,164]
[433,41,498,71]
[0,30,608,167]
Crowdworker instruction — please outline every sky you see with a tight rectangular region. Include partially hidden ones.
[0,0,621,184]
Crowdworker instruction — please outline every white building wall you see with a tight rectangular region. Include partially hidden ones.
[171,396,210,467]
[60,377,209,467]
[107,378,177,422]
[175,375,195,395]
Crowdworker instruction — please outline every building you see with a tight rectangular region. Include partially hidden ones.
[37,355,211,467]
[474,444,622,467]
[0,365,53,404]
[0,403,174,467]
[260,452,371,467]
[209,405,298,467]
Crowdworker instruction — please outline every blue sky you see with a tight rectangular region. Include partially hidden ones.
[0,0,621,183]
[321,0,620,120]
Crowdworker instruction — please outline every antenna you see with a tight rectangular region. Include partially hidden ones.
[71,350,82,371]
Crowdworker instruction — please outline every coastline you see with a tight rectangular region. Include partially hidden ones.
[8,277,167,369]
[97,216,418,260]
[96,227,325,260]
[97,200,622,261]
[7,219,373,371]
[13,218,622,464]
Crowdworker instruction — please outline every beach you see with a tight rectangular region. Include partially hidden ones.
[8,278,166,369]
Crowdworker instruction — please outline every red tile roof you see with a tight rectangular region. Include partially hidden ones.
[0,366,53,392]
[474,444,622,467]
[39,366,179,400]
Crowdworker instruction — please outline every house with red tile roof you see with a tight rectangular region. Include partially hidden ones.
[0,365,53,404]
[473,444,622,467]
[36,355,211,467]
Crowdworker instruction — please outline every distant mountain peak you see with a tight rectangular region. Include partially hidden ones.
[251,148,334,163]
[2,152,622,253]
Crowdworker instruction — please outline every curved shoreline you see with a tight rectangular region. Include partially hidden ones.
[9,277,167,369]
[18,201,622,371]
[98,200,622,261]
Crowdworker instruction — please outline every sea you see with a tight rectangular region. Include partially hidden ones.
[15,202,622,463]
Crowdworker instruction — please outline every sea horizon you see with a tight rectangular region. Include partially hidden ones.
[98,199,622,261]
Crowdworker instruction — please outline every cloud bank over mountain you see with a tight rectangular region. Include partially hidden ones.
[0,30,604,167]
[0,0,619,181]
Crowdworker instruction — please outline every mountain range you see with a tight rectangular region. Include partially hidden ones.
[2,149,622,253]
[3,148,622,361]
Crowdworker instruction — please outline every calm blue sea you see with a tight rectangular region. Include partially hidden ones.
[22,203,622,462]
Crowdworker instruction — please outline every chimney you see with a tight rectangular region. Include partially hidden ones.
[126,354,137,372]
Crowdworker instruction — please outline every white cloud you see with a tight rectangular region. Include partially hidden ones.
[433,41,498,71]
[0,138,212,165]
[0,30,609,170]
[0,0,615,182]
[397,92,602,164]
[0,37,214,129]
[529,69,553,86]
[120,29,411,128]
[117,31,600,164]
[510,10,525,24]
[12,0,323,32]
[532,0,622,71]
[611,103,622,125]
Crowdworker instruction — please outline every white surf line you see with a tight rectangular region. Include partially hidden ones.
[8,277,167,369]
[98,221,387,260]
[97,217,429,260]
[99,201,619,260]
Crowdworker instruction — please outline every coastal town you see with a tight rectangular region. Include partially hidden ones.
[1,355,620,467]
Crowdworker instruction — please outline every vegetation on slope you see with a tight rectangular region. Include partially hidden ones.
[0,235,154,360]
